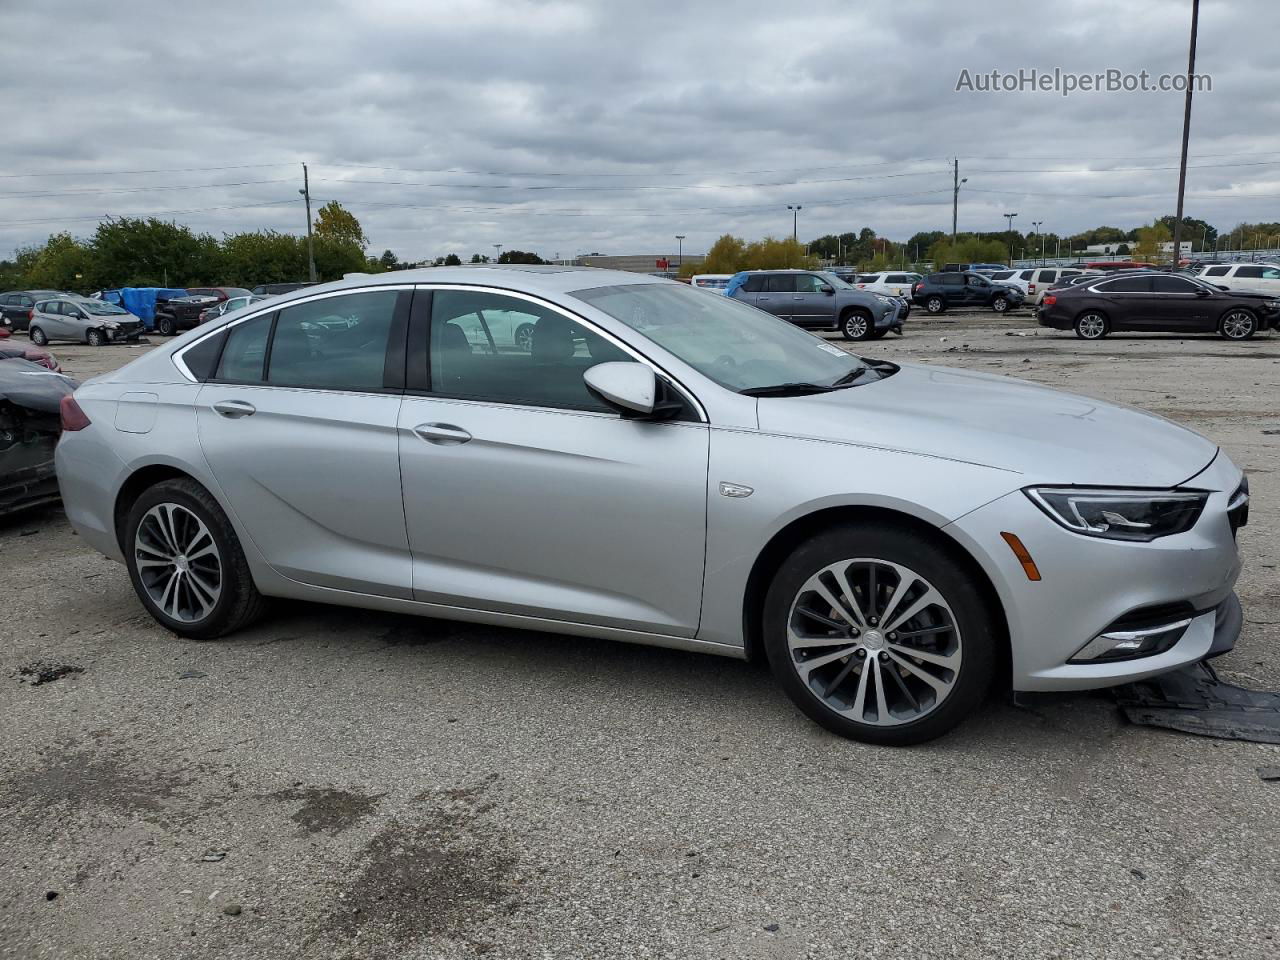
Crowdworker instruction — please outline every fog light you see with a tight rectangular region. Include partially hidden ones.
[1070,617,1192,663]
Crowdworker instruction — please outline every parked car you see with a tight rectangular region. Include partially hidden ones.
[1015,267,1096,305]
[0,342,61,371]
[198,295,271,325]
[729,270,902,340]
[984,270,1032,296]
[853,272,922,299]
[154,295,220,336]
[1,358,76,516]
[187,286,253,303]
[1046,272,1122,293]
[911,272,1025,314]
[57,268,1248,745]
[1196,262,1280,295]
[251,282,315,297]
[1037,272,1280,340]
[689,274,734,293]
[940,262,1007,273]
[28,297,145,346]
[1,290,74,331]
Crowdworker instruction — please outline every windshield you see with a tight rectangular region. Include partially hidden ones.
[79,301,127,315]
[816,271,855,290]
[571,283,865,392]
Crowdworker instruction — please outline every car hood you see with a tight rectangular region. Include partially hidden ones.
[755,362,1217,487]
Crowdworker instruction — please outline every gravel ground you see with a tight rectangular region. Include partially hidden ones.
[2,317,1279,960]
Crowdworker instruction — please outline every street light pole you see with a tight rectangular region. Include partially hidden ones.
[299,163,316,283]
[675,235,685,270]
[1003,212,1018,265]
[787,205,802,242]
[493,244,502,263]
[1031,221,1043,265]
[1171,0,1200,266]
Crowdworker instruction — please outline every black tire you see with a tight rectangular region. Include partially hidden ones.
[123,478,267,640]
[991,296,1009,313]
[925,295,945,314]
[1073,312,1108,340]
[762,522,995,746]
[156,315,177,336]
[29,326,48,346]
[840,309,874,341]
[1218,309,1256,341]
[86,328,106,347]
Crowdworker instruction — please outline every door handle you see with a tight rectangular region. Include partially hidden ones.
[212,399,256,419]
[413,422,472,445]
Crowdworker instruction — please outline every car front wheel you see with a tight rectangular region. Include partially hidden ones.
[124,478,266,640]
[763,523,995,745]
[840,310,874,341]
[1219,309,1256,340]
[86,329,106,347]
[1074,312,1108,340]
[992,296,1009,313]
[29,326,48,346]
[925,296,945,314]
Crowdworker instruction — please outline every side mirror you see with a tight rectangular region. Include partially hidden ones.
[1214,284,1229,291]
[1195,287,1211,296]
[820,284,834,295]
[584,362,682,420]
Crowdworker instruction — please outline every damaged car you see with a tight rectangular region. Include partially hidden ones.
[1,358,76,516]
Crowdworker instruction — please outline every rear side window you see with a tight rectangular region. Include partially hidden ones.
[266,290,398,392]
[1019,270,1034,280]
[765,275,797,293]
[938,273,963,287]
[1098,276,1153,293]
[215,312,273,382]
[886,274,910,283]
[1038,270,1058,282]
[1204,266,1229,277]
[742,275,766,293]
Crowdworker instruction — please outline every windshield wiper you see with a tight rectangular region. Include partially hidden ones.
[739,382,835,397]
[830,366,874,387]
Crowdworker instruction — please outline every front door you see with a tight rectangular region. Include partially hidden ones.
[1143,275,1213,331]
[790,273,836,327]
[397,287,710,636]
[195,289,413,597]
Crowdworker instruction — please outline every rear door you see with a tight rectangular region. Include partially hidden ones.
[937,273,965,305]
[39,301,73,339]
[1231,264,1280,294]
[194,287,413,597]
[1092,275,1153,330]
[754,274,795,320]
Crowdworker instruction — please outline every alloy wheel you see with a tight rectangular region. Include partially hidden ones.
[844,314,868,339]
[134,503,223,623]
[30,327,47,346]
[926,297,944,313]
[992,297,1008,313]
[1076,313,1106,339]
[785,558,962,726]
[514,323,534,352]
[1221,310,1255,340]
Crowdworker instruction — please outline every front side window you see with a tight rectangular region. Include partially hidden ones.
[1152,276,1197,293]
[794,274,828,294]
[572,283,866,393]
[267,290,398,391]
[1235,266,1264,279]
[81,301,126,316]
[215,312,273,382]
[429,290,627,412]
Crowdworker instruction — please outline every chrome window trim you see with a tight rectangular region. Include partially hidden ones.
[411,282,709,423]
[172,284,417,383]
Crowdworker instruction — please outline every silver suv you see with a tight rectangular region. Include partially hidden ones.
[730,270,902,340]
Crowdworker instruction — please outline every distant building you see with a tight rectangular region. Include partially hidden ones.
[1085,241,1178,255]
[575,253,706,274]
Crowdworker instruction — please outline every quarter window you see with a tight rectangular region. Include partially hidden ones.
[1152,276,1197,293]
[266,290,398,391]
[215,312,273,382]
[428,290,627,412]
[1204,266,1229,277]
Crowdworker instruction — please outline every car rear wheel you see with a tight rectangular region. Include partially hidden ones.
[992,296,1009,313]
[514,322,535,352]
[124,478,266,640]
[86,328,106,347]
[925,295,945,314]
[840,309,874,341]
[156,315,177,336]
[763,523,995,745]
[1074,312,1108,340]
[29,326,48,346]
[1219,309,1256,340]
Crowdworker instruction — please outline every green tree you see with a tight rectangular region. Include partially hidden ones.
[742,236,816,270]
[313,201,368,249]
[469,254,489,263]
[91,217,221,287]
[19,233,99,292]
[378,249,399,270]
[1115,242,1131,255]
[496,250,544,264]
[220,230,308,286]
[1133,220,1172,263]
[1155,215,1217,251]
[688,234,746,275]
[926,236,1009,269]
[444,253,463,266]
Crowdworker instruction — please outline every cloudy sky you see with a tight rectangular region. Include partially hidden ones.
[3,0,1278,263]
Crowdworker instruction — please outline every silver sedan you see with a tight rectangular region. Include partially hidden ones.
[54,267,1248,744]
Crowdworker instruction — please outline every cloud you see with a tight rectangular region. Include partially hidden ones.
[2,0,1277,264]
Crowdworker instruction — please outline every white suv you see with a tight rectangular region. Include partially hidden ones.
[1015,267,1096,305]
[853,272,921,297]
[985,270,1031,296]
[1197,263,1280,295]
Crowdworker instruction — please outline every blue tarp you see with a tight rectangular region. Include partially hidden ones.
[113,288,188,329]
[723,272,750,300]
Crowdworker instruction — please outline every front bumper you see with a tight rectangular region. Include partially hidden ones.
[946,452,1246,691]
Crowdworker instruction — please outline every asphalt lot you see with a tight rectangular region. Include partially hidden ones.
[3,314,1279,960]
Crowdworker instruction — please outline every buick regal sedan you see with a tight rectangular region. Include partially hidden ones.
[55,267,1248,744]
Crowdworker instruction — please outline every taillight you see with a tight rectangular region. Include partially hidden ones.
[59,395,91,431]
[1043,295,1057,306]
[28,309,35,324]
[913,282,923,292]
[857,284,865,288]
[1028,284,1037,294]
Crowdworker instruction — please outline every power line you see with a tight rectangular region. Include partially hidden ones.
[0,198,302,227]
[0,178,296,200]
[0,162,298,180]
[314,170,952,193]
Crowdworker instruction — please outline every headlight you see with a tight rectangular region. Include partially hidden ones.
[1024,487,1207,541]
[874,294,893,304]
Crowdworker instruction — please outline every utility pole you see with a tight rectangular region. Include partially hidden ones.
[1172,0,1200,267]
[493,243,502,263]
[300,163,316,283]
[1003,212,1018,265]
[951,159,967,248]
[1031,221,1043,265]
[787,204,801,242]
[675,235,685,270]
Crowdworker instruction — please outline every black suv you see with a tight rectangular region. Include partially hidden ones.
[1,290,74,331]
[911,272,1025,314]
[1037,272,1280,340]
